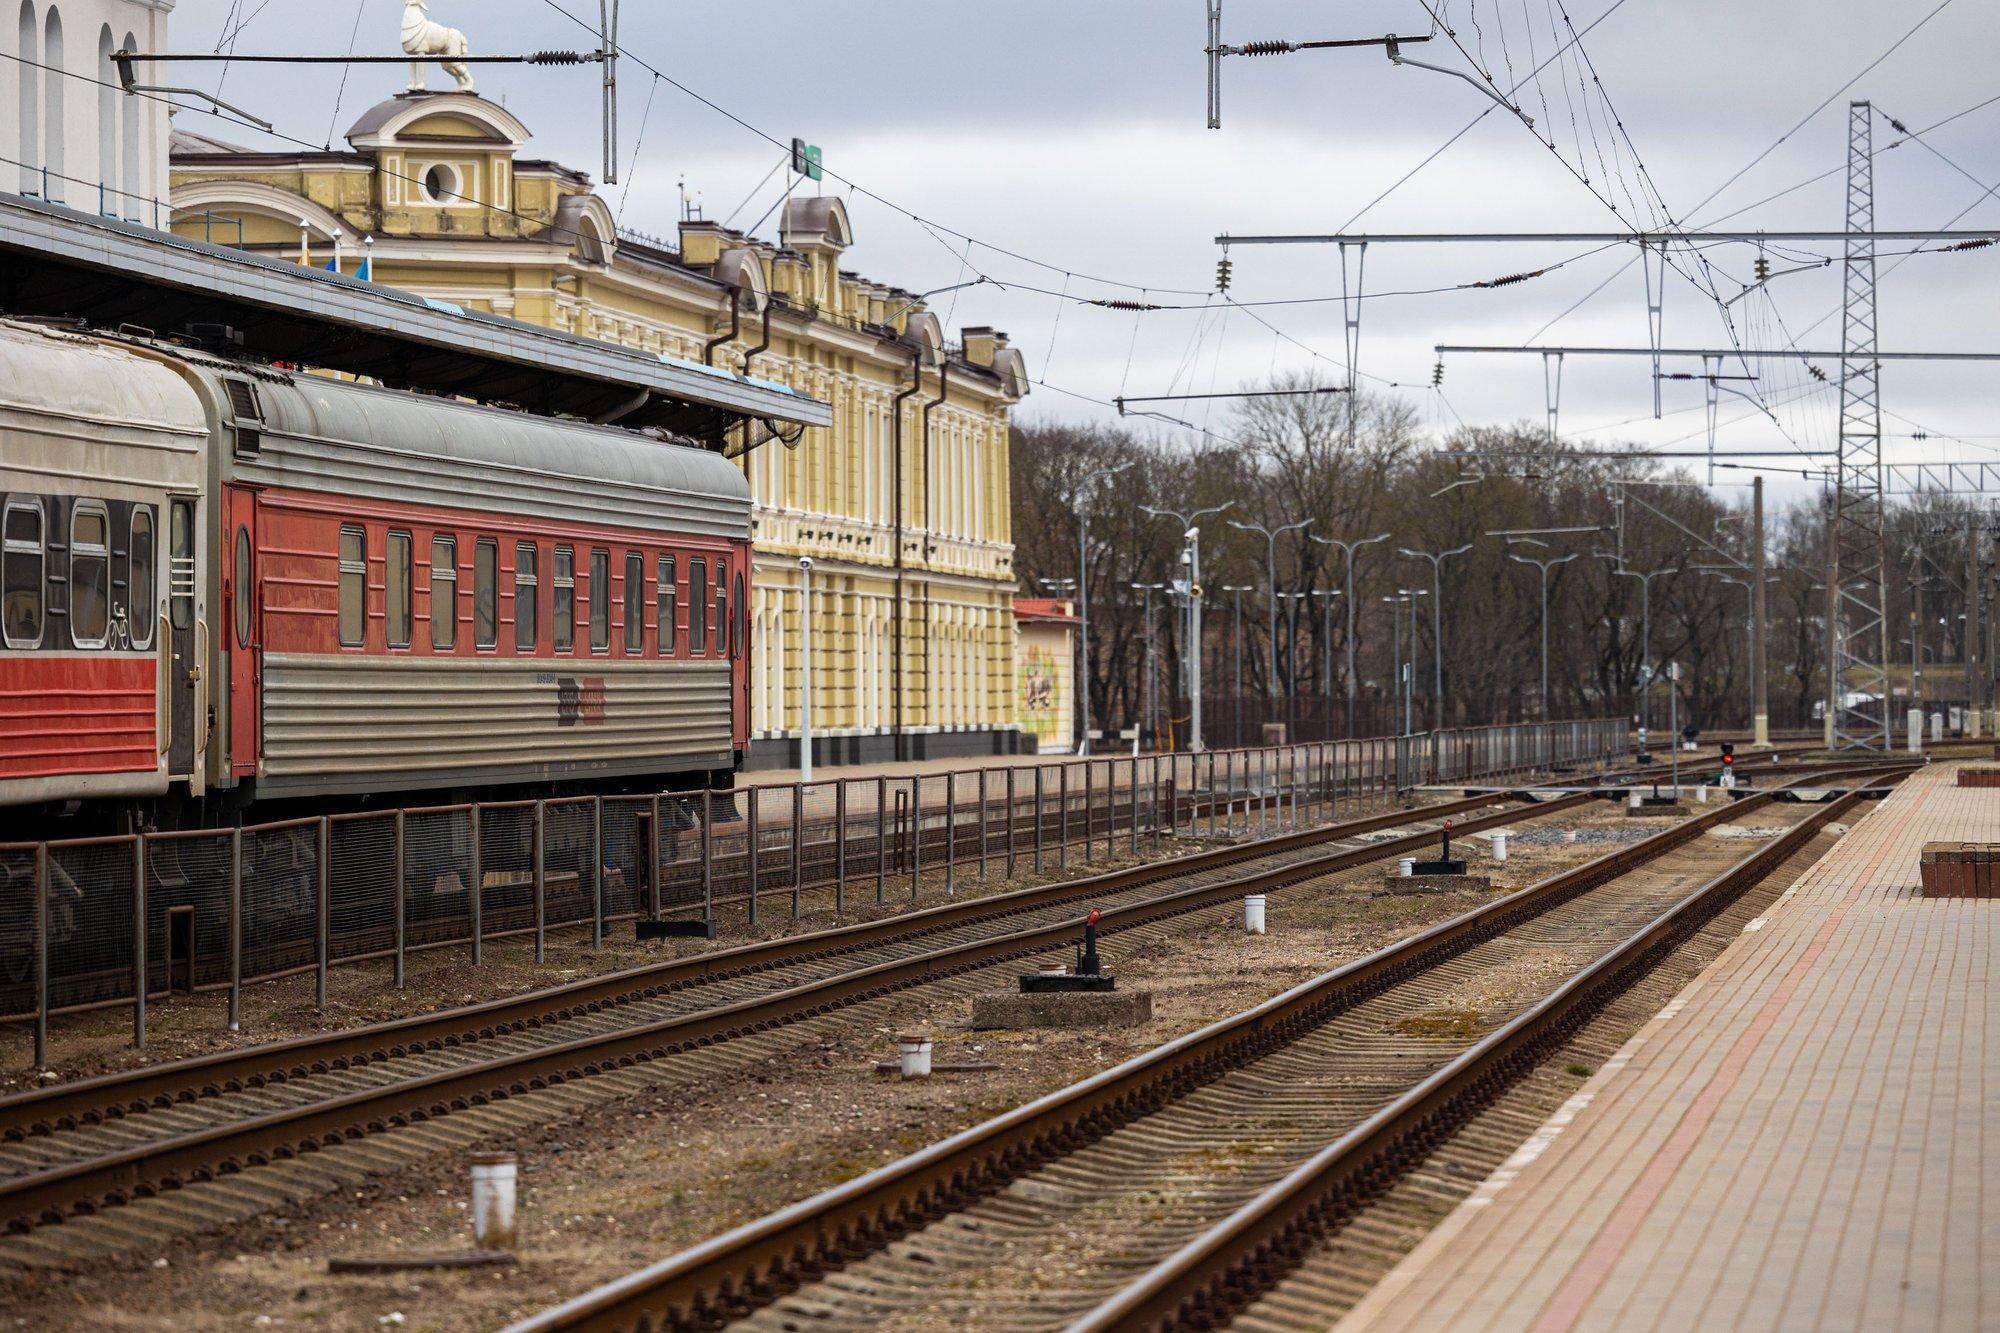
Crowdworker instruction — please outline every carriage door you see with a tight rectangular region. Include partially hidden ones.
[166,497,200,785]
[225,489,260,775]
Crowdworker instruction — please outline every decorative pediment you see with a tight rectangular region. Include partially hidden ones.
[346,92,531,154]
[780,196,853,253]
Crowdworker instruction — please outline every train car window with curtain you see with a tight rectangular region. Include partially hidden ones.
[689,557,707,654]
[128,506,155,649]
[657,554,677,655]
[386,530,412,648]
[338,525,365,646]
[476,538,498,649]
[1,499,43,649]
[514,542,538,650]
[589,548,609,652]
[232,522,252,648]
[714,569,728,659]
[430,534,456,650]
[70,502,111,647]
[553,546,574,651]
[624,550,643,653]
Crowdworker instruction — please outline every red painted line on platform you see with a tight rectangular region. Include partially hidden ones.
[1527,789,1917,1332]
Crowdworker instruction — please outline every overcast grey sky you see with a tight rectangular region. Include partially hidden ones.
[176,1,2000,501]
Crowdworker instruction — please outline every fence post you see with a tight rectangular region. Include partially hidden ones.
[528,800,544,964]
[396,809,410,983]
[227,828,242,1031]
[649,794,663,922]
[131,836,147,1050]
[875,776,888,904]
[32,844,47,1070]
[835,780,848,914]
[1058,763,1070,872]
[469,805,483,967]
[1128,759,1140,856]
[591,797,604,948]
[747,786,761,926]
[978,767,989,880]
[315,817,330,1011]
[1034,766,1045,874]
[791,782,804,918]
[1006,766,1018,879]
[1080,762,1093,864]
[701,789,716,924]
[908,776,921,901]
[944,770,957,897]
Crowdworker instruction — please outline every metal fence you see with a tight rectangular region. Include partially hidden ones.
[0,718,1626,1059]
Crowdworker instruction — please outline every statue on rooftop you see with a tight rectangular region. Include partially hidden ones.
[401,0,475,93]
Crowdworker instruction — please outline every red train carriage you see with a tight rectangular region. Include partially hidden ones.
[0,317,752,835]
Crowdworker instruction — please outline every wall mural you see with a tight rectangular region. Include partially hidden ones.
[1018,641,1063,742]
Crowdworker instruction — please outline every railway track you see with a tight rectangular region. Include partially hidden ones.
[501,761,1904,1333]
[0,751,1826,1264]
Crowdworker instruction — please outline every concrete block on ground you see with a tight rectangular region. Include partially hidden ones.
[1956,766,2000,789]
[970,988,1153,1030]
[1624,803,1690,818]
[1379,872,1493,894]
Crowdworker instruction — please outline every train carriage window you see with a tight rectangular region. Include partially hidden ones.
[589,548,609,653]
[386,530,412,649]
[128,506,155,649]
[1,500,44,649]
[714,572,728,659]
[734,570,746,659]
[514,542,538,651]
[623,551,643,654]
[656,555,677,655]
[232,524,252,649]
[2,498,43,648]
[689,558,708,655]
[553,546,575,652]
[430,535,457,650]
[338,525,365,646]
[71,502,111,648]
[476,538,498,649]
[169,501,194,632]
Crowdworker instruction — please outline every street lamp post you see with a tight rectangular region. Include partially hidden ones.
[1507,550,1578,720]
[1311,589,1342,709]
[1076,461,1134,755]
[1382,589,1428,735]
[1396,542,1475,734]
[1599,555,1675,733]
[1228,517,1314,709]
[1310,531,1391,736]
[1276,591,1310,698]
[1221,584,1251,745]
[1131,582,1168,753]
[1141,502,1234,752]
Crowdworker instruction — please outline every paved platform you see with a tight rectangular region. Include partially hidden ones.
[1343,759,1999,1332]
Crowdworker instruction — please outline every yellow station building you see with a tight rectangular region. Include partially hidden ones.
[169,86,1031,766]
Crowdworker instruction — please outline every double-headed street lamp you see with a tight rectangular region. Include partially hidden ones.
[1075,461,1134,753]
[1507,549,1579,720]
[1227,516,1314,702]
[1597,553,1676,731]
[1141,501,1234,751]
[1309,531,1391,734]
[1396,542,1475,734]
[1130,581,1169,753]
[1275,591,1310,697]
[1382,588,1429,736]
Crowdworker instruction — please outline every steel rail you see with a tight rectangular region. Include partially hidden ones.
[1069,770,1899,1331]
[0,780,1663,1231]
[0,777,1610,1141]
[499,762,1899,1333]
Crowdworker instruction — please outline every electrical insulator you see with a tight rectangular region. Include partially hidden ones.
[1808,364,1828,382]
[1239,39,1296,56]
[1215,257,1233,292]
[1753,255,1771,282]
[1431,359,1444,388]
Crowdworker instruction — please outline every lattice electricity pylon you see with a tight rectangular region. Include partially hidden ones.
[1830,99,1891,750]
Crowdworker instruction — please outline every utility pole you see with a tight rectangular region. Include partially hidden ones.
[1397,543,1474,734]
[797,557,814,782]
[1310,531,1392,737]
[1076,461,1133,755]
[1142,501,1233,752]
[1969,525,1986,738]
[1752,475,1769,747]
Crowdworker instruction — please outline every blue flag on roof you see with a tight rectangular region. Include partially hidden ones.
[324,255,339,273]
[356,255,372,281]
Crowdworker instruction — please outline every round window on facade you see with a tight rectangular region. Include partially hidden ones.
[233,525,252,648]
[423,163,459,205]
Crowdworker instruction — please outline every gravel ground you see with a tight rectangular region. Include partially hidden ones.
[0,794,1686,1331]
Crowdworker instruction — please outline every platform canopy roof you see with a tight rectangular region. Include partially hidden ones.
[0,191,831,446]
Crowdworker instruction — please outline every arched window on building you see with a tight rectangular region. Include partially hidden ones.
[16,3,37,193]
[96,25,114,207]
[120,30,137,206]
[41,6,62,194]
